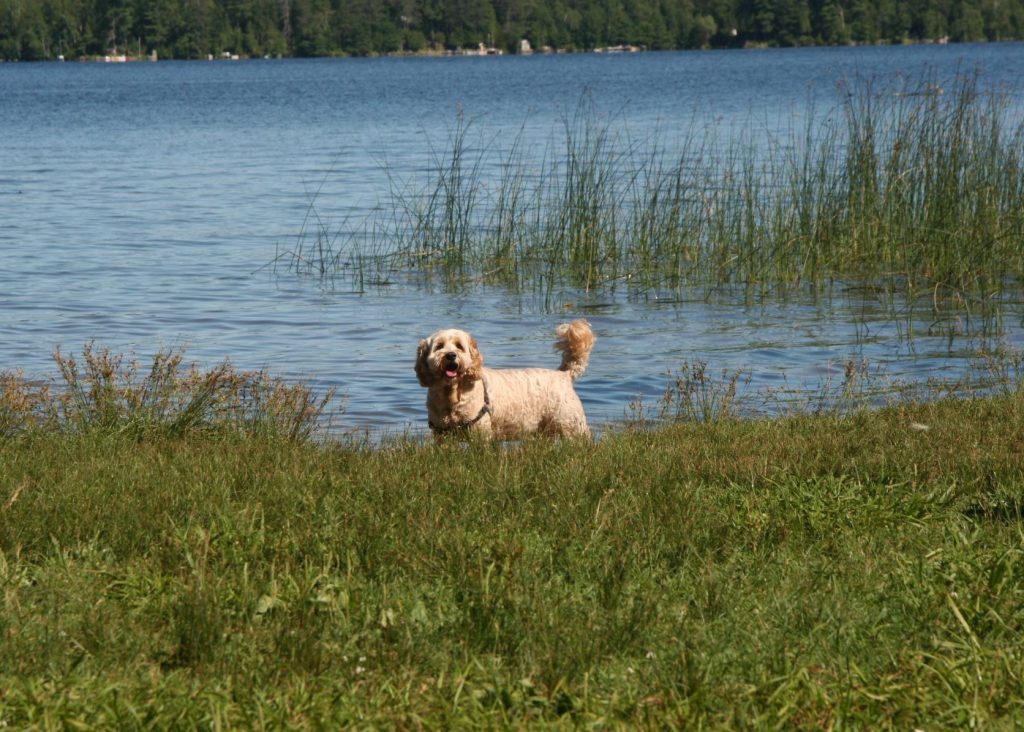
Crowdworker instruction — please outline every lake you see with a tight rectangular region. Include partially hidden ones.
[2,44,1023,437]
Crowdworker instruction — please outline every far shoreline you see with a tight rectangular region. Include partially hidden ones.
[11,36,1021,65]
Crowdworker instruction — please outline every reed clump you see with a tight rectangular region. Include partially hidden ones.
[290,73,1024,319]
[2,344,337,441]
[0,372,49,438]
[653,360,748,423]
[624,345,1024,429]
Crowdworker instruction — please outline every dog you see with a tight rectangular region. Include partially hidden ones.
[415,319,596,439]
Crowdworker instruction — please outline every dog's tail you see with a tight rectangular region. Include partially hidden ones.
[553,319,596,380]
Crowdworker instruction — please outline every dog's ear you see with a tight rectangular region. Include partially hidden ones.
[415,338,435,387]
[465,336,484,380]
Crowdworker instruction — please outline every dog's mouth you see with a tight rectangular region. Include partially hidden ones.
[442,355,460,380]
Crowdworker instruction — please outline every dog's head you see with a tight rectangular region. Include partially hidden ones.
[415,328,484,387]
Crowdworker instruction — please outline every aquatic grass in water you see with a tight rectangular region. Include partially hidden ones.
[623,344,1024,429]
[828,75,1024,297]
[284,73,1024,324]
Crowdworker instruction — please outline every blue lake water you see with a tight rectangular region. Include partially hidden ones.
[2,44,1023,436]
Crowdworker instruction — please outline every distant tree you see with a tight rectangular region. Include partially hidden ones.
[815,1,850,44]
[1,0,49,58]
[746,0,774,40]
[693,12,716,44]
[1004,0,1024,38]
[101,0,133,51]
[848,0,878,42]
[176,0,216,58]
[643,0,672,47]
[441,0,496,47]
[41,0,89,58]
[659,0,696,48]
[951,0,985,40]
[403,26,426,49]
[918,5,949,40]
[577,1,606,46]
[704,0,738,39]
[291,0,332,54]
[606,0,636,45]
[875,0,908,42]
[2,0,1024,61]
[141,0,176,56]
[775,0,812,44]
[337,0,374,53]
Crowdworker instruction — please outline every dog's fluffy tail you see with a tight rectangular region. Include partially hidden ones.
[554,319,596,380]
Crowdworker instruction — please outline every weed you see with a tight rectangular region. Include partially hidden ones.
[0,343,343,441]
[0,372,48,437]
[657,360,748,423]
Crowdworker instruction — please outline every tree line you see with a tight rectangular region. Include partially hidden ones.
[2,0,1022,61]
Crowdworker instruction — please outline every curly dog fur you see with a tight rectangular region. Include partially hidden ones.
[415,319,596,439]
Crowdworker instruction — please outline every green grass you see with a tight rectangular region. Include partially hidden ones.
[1,344,337,442]
[0,385,1022,727]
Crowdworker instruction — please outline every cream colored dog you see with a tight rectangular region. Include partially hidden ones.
[415,319,596,439]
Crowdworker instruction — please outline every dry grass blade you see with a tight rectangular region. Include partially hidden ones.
[43,343,340,440]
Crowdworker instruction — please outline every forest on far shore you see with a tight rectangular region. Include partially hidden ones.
[2,0,1022,61]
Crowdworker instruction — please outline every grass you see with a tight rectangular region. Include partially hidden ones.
[1,344,338,442]
[279,72,1024,332]
[0,346,1022,726]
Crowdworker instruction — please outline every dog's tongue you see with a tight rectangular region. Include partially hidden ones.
[445,369,458,379]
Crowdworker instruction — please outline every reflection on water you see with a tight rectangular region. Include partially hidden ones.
[1,47,1022,438]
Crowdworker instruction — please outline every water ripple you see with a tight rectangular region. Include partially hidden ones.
[2,50,1022,434]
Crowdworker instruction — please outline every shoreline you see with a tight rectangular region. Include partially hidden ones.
[25,36,1011,64]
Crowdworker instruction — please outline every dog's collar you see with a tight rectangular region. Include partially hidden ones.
[430,378,491,434]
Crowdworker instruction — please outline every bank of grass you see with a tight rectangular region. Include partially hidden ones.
[1,367,1022,726]
[0,343,336,442]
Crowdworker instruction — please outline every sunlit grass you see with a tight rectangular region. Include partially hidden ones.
[0,343,339,441]
[0,384,1022,726]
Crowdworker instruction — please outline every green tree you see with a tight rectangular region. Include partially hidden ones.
[101,0,136,52]
[745,0,774,39]
[2,0,49,58]
[704,0,738,39]
[441,0,496,48]
[815,1,849,44]
[291,0,332,54]
[775,0,811,44]
[692,11,716,44]
[660,0,696,48]
[875,0,908,41]
[4,0,1024,61]
[951,0,985,40]
[848,0,878,42]
[141,0,177,56]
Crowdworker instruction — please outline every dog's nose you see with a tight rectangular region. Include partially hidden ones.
[444,352,458,364]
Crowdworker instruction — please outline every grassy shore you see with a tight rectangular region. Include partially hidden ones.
[0,375,1021,726]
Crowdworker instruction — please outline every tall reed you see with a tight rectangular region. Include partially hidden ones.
[291,72,1023,320]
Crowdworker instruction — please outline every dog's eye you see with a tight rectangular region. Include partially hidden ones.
[433,340,444,351]
[455,342,465,352]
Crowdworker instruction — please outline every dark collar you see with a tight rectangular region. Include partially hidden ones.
[430,378,491,434]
